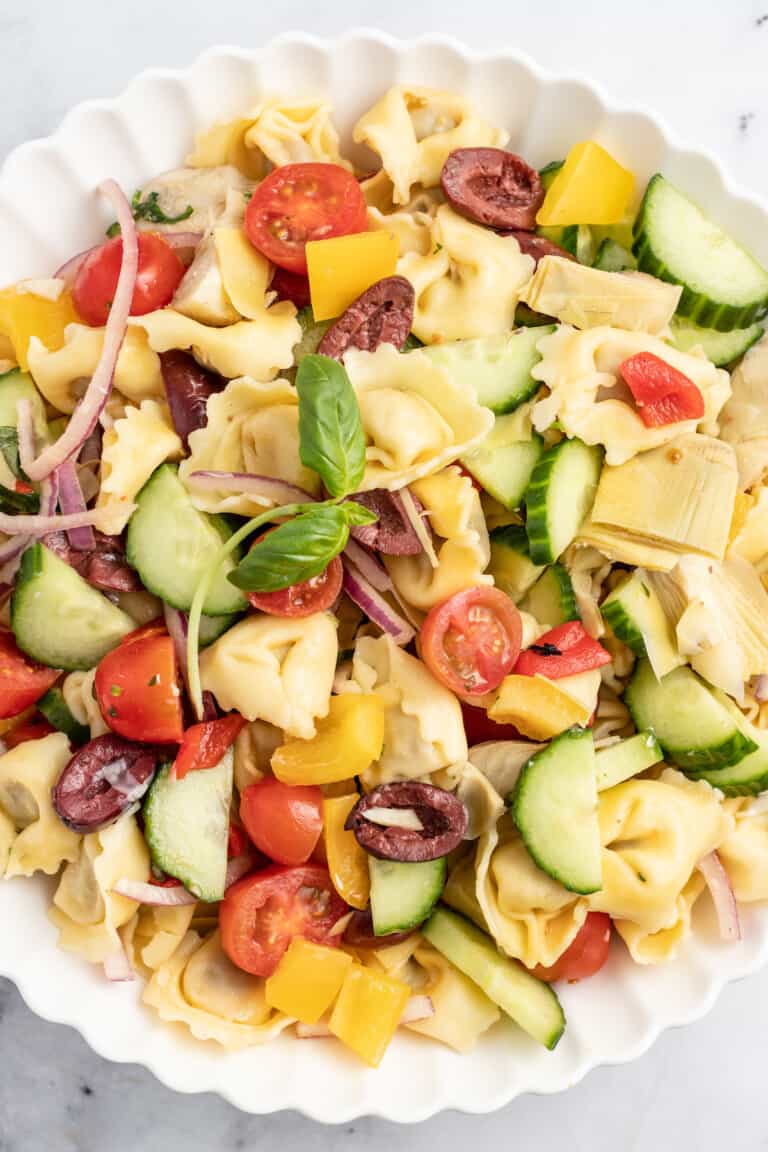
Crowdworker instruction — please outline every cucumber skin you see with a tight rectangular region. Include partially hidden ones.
[524,439,601,565]
[633,174,768,332]
[38,687,90,745]
[668,317,764,367]
[369,856,446,936]
[521,564,579,626]
[601,597,646,657]
[687,759,768,798]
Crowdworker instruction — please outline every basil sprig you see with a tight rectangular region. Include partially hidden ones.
[106,190,194,238]
[296,354,367,499]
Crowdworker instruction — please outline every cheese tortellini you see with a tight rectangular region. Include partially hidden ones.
[0,734,80,878]
[386,466,492,611]
[353,86,507,205]
[719,800,768,903]
[97,400,183,535]
[344,344,493,491]
[123,904,197,974]
[49,816,149,964]
[399,206,535,343]
[200,612,337,739]
[341,634,467,786]
[405,943,501,1052]
[179,376,322,516]
[27,324,164,413]
[143,930,294,1049]
[62,669,109,739]
[532,325,732,466]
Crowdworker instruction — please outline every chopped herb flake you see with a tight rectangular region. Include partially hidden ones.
[148,674,160,687]
[109,685,122,697]
[530,642,563,657]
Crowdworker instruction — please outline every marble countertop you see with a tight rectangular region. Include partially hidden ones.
[1,1,767,1148]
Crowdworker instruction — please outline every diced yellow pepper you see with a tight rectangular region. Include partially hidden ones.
[329,963,410,1067]
[324,794,370,910]
[306,230,399,322]
[0,288,80,371]
[265,938,352,1024]
[272,694,385,786]
[537,141,634,227]
[489,674,592,740]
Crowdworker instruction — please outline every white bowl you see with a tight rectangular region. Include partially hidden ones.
[2,31,768,1123]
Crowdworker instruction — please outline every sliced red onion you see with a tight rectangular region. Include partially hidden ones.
[25,180,138,482]
[698,851,741,942]
[163,602,190,696]
[112,878,197,907]
[0,507,106,536]
[158,231,203,252]
[187,471,315,507]
[224,854,254,889]
[399,487,438,568]
[295,995,434,1039]
[342,562,415,646]
[57,458,95,551]
[54,244,98,286]
[754,675,768,703]
[79,427,103,467]
[55,231,201,287]
[343,537,392,592]
[103,944,135,983]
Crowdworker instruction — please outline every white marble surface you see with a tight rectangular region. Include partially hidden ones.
[0,0,767,1147]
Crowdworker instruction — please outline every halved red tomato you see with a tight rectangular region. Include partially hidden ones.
[420,587,522,696]
[460,700,527,746]
[0,631,60,720]
[240,778,323,867]
[4,713,56,748]
[73,233,185,327]
[531,912,612,983]
[246,549,342,618]
[220,864,347,977]
[94,632,183,743]
[244,162,368,274]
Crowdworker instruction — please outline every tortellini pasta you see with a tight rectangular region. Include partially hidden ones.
[179,376,322,517]
[343,344,493,491]
[123,903,197,974]
[399,206,534,343]
[233,720,284,794]
[62,668,109,738]
[405,943,501,1052]
[353,86,507,205]
[341,634,467,786]
[97,399,183,535]
[27,324,164,413]
[143,930,293,1049]
[200,612,337,739]
[386,466,492,611]
[0,733,80,878]
[532,325,732,466]
[719,800,768,903]
[720,334,768,489]
[50,816,149,964]
[130,304,300,384]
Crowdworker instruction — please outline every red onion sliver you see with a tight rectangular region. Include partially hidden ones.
[0,507,106,536]
[698,851,741,942]
[25,180,138,482]
[342,562,415,646]
[112,878,197,907]
[160,231,203,250]
[187,471,315,507]
[753,675,768,703]
[163,602,190,696]
[54,245,97,286]
[57,458,95,551]
[103,944,135,983]
[295,995,434,1038]
[225,854,254,889]
[343,537,392,592]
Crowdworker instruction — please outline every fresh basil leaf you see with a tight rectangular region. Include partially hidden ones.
[0,483,38,515]
[229,504,351,593]
[341,501,378,528]
[0,427,25,480]
[106,190,194,237]
[296,354,366,499]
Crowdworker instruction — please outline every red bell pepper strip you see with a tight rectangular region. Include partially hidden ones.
[173,714,247,781]
[514,621,612,679]
[619,351,705,428]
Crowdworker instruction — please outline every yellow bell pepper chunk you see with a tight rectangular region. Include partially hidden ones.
[272,694,385,786]
[265,938,352,1024]
[329,963,410,1067]
[489,674,592,740]
[306,230,399,322]
[537,141,634,227]
[324,794,370,910]
[0,287,80,371]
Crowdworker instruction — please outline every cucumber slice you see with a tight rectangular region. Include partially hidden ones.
[514,303,555,328]
[11,544,135,670]
[624,660,757,770]
[633,174,768,331]
[0,368,48,441]
[37,686,90,745]
[668,316,764,367]
[524,438,602,564]
[126,465,247,616]
[142,750,233,901]
[593,238,636,273]
[689,732,768,797]
[422,327,554,416]
[488,524,544,601]
[199,613,240,648]
[520,563,578,627]
[601,570,682,679]
[369,856,446,936]
[461,411,543,511]
[595,731,663,791]
[511,726,601,894]
[423,906,565,1050]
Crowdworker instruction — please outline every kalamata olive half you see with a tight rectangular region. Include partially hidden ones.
[441,148,544,231]
[159,350,226,449]
[343,908,416,950]
[345,781,468,863]
[317,275,415,360]
[503,231,575,265]
[348,489,426,556]
[52,734,160,833]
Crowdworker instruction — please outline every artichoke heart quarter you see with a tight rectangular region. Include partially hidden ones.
[589,434,737,560]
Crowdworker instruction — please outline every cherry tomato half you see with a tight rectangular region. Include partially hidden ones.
[240,778,324,867]
[531,913,612,983]
[244,162,368,275]
[270,266,312,309]
[246,550,343,618]
[420,587,523,696]
[460,700,527,746]
[4,713,56,748]
[220,863,347,977]
[94,633,183,744]
[172,714,246,781]
[0,631,60,720]
[73,233,185,327]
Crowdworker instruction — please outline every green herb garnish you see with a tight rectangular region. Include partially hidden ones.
[106,190,194,237]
